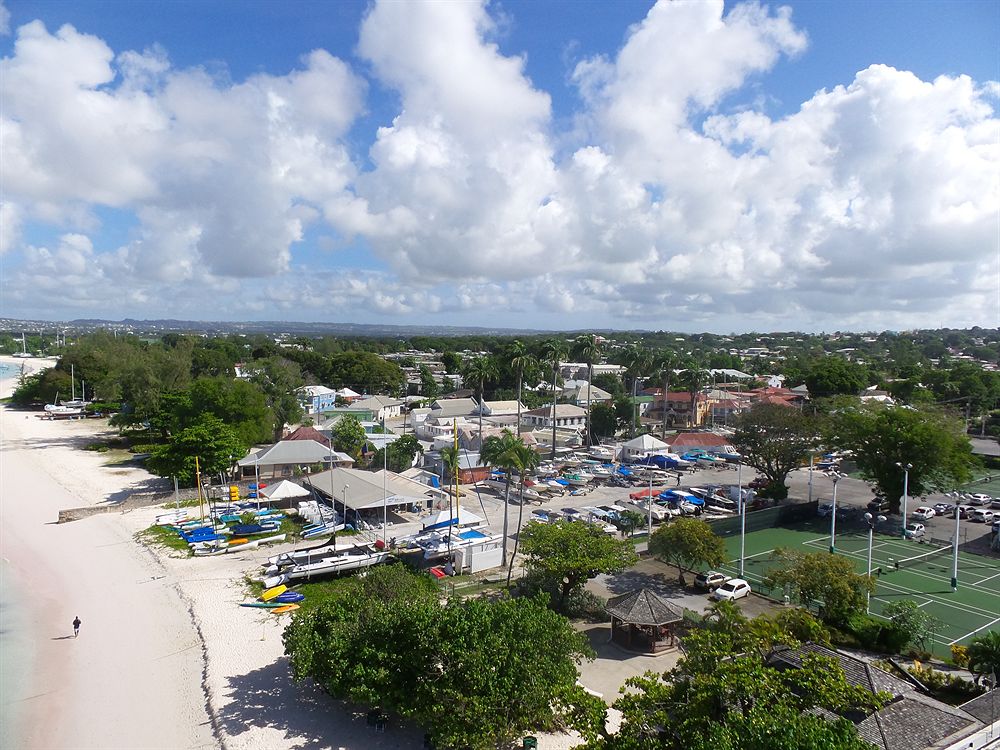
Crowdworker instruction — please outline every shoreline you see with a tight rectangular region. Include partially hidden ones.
[0,356,583,749]
[0,355,216,749]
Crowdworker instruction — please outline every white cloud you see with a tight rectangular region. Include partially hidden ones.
[1,1,997,331]
[0,1,10,36]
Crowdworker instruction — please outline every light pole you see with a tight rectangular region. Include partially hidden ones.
[738,461,746,578]
[896,462,912,537]
[828,471,844,554]
[947,493,961,591]
[863,511,886,612]
[646,466,653,538]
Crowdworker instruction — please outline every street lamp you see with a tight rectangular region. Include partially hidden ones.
[946,492,961,591]
[738,460,746,578]
[828,471,845,554]
[896,462,912,537]
[863,511,886,612]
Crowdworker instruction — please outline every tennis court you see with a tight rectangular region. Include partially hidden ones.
[717,521,1000,656]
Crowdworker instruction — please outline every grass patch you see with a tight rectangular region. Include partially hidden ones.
[136,523,192,556]
[103,448,143,467]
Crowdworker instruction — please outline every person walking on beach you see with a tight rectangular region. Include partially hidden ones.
[73,616,81,637]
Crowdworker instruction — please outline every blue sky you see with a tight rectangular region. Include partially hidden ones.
[1,0,997,331]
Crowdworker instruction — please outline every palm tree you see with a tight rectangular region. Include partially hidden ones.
[480,430,527,566]
[572,334,602,448]
[508,340,535,437]
[463,355,498,452]
[679,365,710,427]
[968,630,1000,683]
[539,339,567,460]
[440,444,461,558]
[653,350,677,436]
[506,440,541,588]
[621,344,652,437]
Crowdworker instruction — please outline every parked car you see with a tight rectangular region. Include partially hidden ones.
[968,494,991,506]
[903,523,926,539]
[932,502,953,515]
[991,498,1000,510]
[711,578,752,601]
[695,571,729,591]
[957,505,975,519]
[971,509,995,524]
[817,502,835,518]
[912,507,936,520]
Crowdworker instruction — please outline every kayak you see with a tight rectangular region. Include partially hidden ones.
[271,604,300,615]
[261,584,287,601]
[239,602,282,609]
[274,591,305,604]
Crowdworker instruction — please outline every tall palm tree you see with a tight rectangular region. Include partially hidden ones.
[480,430,527,566]
[653,350,677,436]
[508,340,535,437]
[506,439,541,588]
[679,365,710,428]
[622,344,652,437]
[463,355,498,452]
[573,334,602,448]
[539,339,566,460]
[440,444,461,557]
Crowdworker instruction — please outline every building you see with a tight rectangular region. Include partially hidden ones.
[644,391,710,427]
[665,432,736,455]
[352,395,405,421]
[295,385,338,414]
[562,382,614,406]
[429,397,480,419]
[521,403,587,430]
[238,439,354,479]
[767,642,1000,750]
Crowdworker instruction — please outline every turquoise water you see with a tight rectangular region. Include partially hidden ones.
[0,558,32,749]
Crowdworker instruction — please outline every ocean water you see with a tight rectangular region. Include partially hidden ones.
[0,558,32,749]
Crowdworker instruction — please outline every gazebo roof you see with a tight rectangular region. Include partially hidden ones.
[606,588,684,626]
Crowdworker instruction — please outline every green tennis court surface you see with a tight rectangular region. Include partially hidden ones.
[718,522,1000,656]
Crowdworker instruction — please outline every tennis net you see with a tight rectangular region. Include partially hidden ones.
[889,542,953,572]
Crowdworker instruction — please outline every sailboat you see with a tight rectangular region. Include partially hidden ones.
[61,364,90,409]
[12,333,32,358]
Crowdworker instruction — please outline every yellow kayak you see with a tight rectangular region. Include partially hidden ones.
[261,584,287,601]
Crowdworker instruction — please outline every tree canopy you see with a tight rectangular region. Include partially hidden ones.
[145,415,245,485]
[732,402,819,499]
[330,414,367,460]
[282,566,598,749]
[763,548,875,625]
[518,520,638,611]
[648,517,727,585]
[828,403,974,511]
[579,602,885,750]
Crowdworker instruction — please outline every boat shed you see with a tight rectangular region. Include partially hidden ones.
[307,467,449,513]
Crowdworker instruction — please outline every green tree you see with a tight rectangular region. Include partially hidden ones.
[331,414,367,460]
[805,357,869,398]
[967,630,1000,682]
[417,364,439,397]
[732,402,819,500]
[763,549,875,625]
[508,339,535,437]
[881,600,942,653]
[249,357,305,441]
[371,434,423,473]
[519,520,638,611]
[620,343,652,437]
[145,415,245,485]
[653,349,678,436]
[481,429,532,566]
[572,334,602,447]
[283,566,597,750]
[648,517,727,585]
[463,355,499,453]
[679,365,709,427]
[828,403,974,514]
[615,509,646,538]
[441,350,463,374]
[589,402,618,439]
[581,625,885,750]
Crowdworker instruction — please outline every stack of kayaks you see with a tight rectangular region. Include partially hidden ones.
[239,584,305,611]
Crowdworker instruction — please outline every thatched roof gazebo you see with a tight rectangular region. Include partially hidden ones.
[606,588,684,654]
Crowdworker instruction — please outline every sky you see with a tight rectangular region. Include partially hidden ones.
[1,0,998,333]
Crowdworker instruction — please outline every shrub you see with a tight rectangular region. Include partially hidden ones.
[84,442,111,453]
[951,644,970,669]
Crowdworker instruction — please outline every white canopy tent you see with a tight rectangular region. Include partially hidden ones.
[260,480,311,501]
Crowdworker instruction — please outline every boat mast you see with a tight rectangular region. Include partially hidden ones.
[195,456,204,521]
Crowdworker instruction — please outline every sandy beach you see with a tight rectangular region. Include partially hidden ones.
[0,356,589,750]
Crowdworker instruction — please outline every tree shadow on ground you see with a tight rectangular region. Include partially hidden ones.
[103,476,172,505]
[217,656,425,750]
[603,568,686,598]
